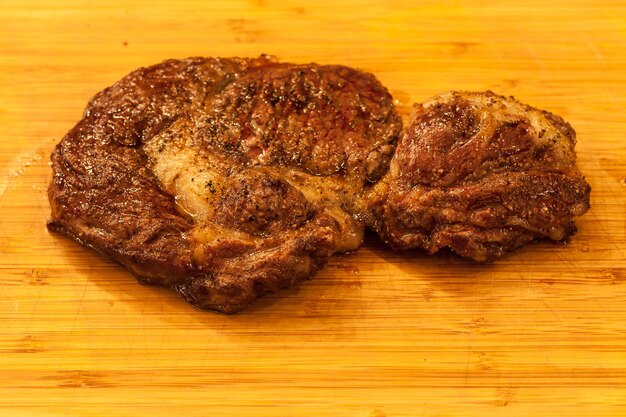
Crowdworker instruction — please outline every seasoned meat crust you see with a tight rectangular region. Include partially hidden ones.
[366,91,591,262]
[48,55,402,313]
[48,55,591,312]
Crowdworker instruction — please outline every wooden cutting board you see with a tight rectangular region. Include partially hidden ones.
[1,1,625,415]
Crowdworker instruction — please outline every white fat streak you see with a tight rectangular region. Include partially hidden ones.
[145,136,252,244]
[143,123,363,252]
[282,170,364,252]
[148,145,222,221]
[424,91,574,164]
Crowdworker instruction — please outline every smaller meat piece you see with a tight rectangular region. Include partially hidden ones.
[366,91,591,262]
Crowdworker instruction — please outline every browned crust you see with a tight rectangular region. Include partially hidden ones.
[367,91,591,262]
[48,56,401,313]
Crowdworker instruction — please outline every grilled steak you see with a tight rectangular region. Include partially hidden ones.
[366,91,591,262]
[48,56,402,313]
[48,55,591,312]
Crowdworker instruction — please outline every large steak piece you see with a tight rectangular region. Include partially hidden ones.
[48,56,402,313]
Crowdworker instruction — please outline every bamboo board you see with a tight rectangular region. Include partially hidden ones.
[1,1,625,416]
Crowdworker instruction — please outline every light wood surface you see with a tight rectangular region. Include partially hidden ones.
[1,1,625,416]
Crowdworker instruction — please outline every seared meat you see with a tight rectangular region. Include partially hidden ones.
[48,55,402,313]
[366,91,591,262]
[48,56,592,313]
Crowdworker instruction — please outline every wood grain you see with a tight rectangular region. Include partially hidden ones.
[1,1,625,416]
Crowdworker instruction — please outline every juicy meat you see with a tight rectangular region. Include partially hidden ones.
[48,55,592,313]
[366,91,591,262]
[48,55,402,313]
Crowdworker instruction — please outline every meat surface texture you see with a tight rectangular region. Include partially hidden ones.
[49,56,591,313]
[48,55,402,313]
[366,91,591,262]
